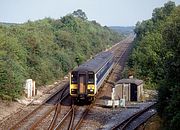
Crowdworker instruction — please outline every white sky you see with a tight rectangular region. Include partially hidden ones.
[0,0,180,26]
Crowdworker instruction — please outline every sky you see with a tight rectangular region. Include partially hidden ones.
[0,0,180,26]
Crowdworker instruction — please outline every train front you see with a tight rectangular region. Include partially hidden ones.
[70,70,95,101]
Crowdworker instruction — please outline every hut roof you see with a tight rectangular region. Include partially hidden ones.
[116,78,143,86]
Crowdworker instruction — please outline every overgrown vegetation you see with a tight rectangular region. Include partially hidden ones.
[0,10,123,100]
[125,1,179,130]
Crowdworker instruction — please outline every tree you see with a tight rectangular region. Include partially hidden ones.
[152,1,175,22]
[0,27,27,100]
[72,9,88,20]
[127,2,180,129]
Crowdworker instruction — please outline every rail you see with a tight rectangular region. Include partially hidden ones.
[9,83,69,130]
[111,102,156,130]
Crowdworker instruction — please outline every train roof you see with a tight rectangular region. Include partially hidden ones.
[73,51,113,73]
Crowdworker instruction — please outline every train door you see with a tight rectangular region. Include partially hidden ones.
[79,74,86,94]
[130,83,137,101]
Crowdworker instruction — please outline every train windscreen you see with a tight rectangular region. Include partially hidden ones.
[71,71,77,84]
[88,72,94,84]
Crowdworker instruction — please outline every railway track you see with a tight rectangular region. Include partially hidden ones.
[111,102,157,130]
[2,36,135,130]
[53,104,75,130]
[9,83,69,130]
[52,104,89,130]
[47,86,69,130]
[68,37,135,130]
[77,36,136,129]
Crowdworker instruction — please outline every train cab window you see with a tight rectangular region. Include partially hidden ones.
[71,71,77,84]
[88,72,94,84]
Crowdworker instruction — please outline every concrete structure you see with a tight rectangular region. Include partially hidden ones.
[24,79,36,98]
[114,78,144,102]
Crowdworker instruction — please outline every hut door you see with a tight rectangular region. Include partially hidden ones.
[130,83,137,101]
[79,74,86,94]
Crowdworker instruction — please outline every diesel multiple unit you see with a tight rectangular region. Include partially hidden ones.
[70,51,114,101]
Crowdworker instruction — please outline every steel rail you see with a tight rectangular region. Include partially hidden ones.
[29,91,69,130]
[111,103,156,130]
[29,106,56,130]
[53,107,73,130]
[73,103,93,130]
[9,83,69,130]
[68,104,75,130]
[53,103,75,130]
[48,86,69,130]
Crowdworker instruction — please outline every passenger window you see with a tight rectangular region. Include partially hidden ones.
[71,71,77,84]
[88,73,94,84]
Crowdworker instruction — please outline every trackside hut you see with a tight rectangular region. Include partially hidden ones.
[114,78,144,102]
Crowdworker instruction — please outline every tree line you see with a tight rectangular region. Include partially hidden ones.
[125,1,179,129]
[0,10,123,100]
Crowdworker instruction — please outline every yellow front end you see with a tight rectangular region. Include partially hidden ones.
[87,84,95,96]
[70,83,78,97]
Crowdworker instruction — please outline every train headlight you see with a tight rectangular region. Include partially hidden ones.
[88,88,94,94]
[90,89,93,92]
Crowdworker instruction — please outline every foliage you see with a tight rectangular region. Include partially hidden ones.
[125,1,179,129]
[72,9,88,20]
[0,11,123,100]
[0,26,27,100]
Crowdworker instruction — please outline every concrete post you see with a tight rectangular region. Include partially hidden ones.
[112,87,115,109]
[32,81,36,96]
[25,79,33,98]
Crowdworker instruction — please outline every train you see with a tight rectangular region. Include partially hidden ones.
[70,51,114,102]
